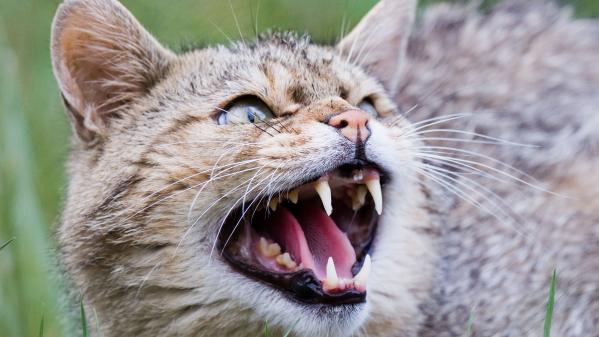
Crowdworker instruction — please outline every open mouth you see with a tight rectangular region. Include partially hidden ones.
[219,162,386,305]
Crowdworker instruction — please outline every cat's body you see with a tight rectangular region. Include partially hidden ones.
[51,0,599,336]
[401,2,599,335]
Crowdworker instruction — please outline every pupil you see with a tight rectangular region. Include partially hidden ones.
[246,107,255,123]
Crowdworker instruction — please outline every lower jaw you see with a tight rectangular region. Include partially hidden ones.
[222,250,371,305]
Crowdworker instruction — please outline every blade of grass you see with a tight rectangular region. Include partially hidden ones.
[81,299,88,337]
[38,316,44,337]
[463,307,476,337]
[264,320,269,337]
[94,309,103,337]
[0,237,14,251]
[543,269,557,337]
[282,319,300,337]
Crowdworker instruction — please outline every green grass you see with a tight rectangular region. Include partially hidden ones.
[0,1,590,336]
[463,307,475,337]
[80,300,88,337]
[39,316,45,337]
[0,237,14,251]
[544,270,557,337]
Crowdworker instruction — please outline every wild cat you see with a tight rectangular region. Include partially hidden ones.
[50,0,599,336]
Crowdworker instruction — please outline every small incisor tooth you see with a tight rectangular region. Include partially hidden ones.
[324,256,339,290]
[275,252,297,269]
[315,179,333,215]
[366,178,383,215]
[288,189,299,204]
[353,254,371,291]
[352,185,368,211]
[352,170,364,182]
[269,197,279,211]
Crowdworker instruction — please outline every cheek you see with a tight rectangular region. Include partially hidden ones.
[366,120,419,175]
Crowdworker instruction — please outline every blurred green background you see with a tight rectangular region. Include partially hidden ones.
[0,0,597,336]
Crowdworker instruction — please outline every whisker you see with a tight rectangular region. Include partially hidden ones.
[394,113,472,130]
[416,162,527,231]
[413,165,529,238]
[182,166,266,252]
[416,137,534,147]
[154,140,264,148]
[207,18,235,46]
[228,0,246,45]
[169,165,260,210]
[254,0,261,39]
[412,128,538,148]
[186,155,264,223]
[218,166,283,256]
[187,159,264,223]
[110,160,261,227]
[415,152,519,187]
[414,146,559,195]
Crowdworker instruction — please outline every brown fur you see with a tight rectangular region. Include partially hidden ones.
[51,0,599,336]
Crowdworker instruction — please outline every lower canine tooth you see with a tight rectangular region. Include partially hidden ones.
[276,252,297,269]
[366,178,383,215]
[324,256,339,290]
[315,179,333,215]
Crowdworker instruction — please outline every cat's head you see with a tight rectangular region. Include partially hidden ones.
[52,0,435,335]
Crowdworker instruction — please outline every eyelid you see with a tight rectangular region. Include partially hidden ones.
[216,95,276,125]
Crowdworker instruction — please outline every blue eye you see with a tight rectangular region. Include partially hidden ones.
[217,97,274,125]
[246,107,255,123]
[358,99,378,117]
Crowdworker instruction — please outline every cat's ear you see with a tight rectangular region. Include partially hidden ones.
[338,0,416,93]
[51,0,175,143]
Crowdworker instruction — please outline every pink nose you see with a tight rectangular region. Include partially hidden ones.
[328,109,371,143]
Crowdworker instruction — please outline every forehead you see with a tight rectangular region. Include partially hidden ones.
[175,33,382,109]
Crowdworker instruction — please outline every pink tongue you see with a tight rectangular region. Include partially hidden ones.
[293,200,356,279]
[264,202,357,280]
[265,209,315,271]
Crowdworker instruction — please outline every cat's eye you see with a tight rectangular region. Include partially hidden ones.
[217,97,275,125]
[357,99,378,117]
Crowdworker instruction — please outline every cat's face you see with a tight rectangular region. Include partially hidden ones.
[53,0,435,336]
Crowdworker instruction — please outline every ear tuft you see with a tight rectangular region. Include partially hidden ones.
[338,0,417,94]
[51,0,175,142]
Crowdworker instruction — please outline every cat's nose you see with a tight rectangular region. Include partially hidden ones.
[328,109,371,143]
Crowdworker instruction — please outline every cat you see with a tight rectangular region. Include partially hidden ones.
[50,0,599,336]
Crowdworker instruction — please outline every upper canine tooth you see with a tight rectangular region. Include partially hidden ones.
[269,197,279,211]
[352,185,368,211]
[365,178,383,215]
[353,254,371,290]
[315,179,333,215]
[324,256,339,290]
[288,189,299,204]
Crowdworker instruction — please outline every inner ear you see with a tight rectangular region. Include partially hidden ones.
[51,0,175,143]
[338,0,416,94]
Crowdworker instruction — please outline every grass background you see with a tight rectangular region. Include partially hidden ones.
[0,0,597,336]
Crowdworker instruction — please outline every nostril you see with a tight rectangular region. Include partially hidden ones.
[337,120,349,129]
